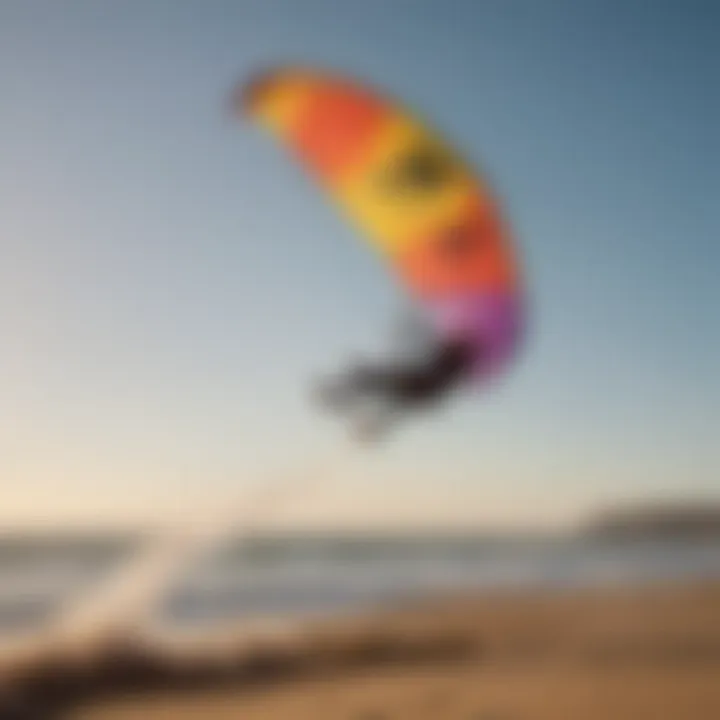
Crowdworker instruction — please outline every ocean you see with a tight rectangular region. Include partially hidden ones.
[2,530,720,648]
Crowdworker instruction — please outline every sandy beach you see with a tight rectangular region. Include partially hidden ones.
[5,580,714,719]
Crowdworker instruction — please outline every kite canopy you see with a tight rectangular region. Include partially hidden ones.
[236,66,524,404]
[237,66,520,296]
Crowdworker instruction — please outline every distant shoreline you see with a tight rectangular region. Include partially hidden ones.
[3,499,720,545]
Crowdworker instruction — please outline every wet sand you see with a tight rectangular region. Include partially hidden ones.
[6,581,720,719]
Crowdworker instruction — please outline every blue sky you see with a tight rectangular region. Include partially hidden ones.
[1,0,717,528]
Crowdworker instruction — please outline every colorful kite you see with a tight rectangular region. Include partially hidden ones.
[235,66,525,440]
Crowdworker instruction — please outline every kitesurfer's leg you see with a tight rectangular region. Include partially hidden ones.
[356,340,473,401]
[329,338,475,408]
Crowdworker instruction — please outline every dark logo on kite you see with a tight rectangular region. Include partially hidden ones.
[379,146,455,196]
